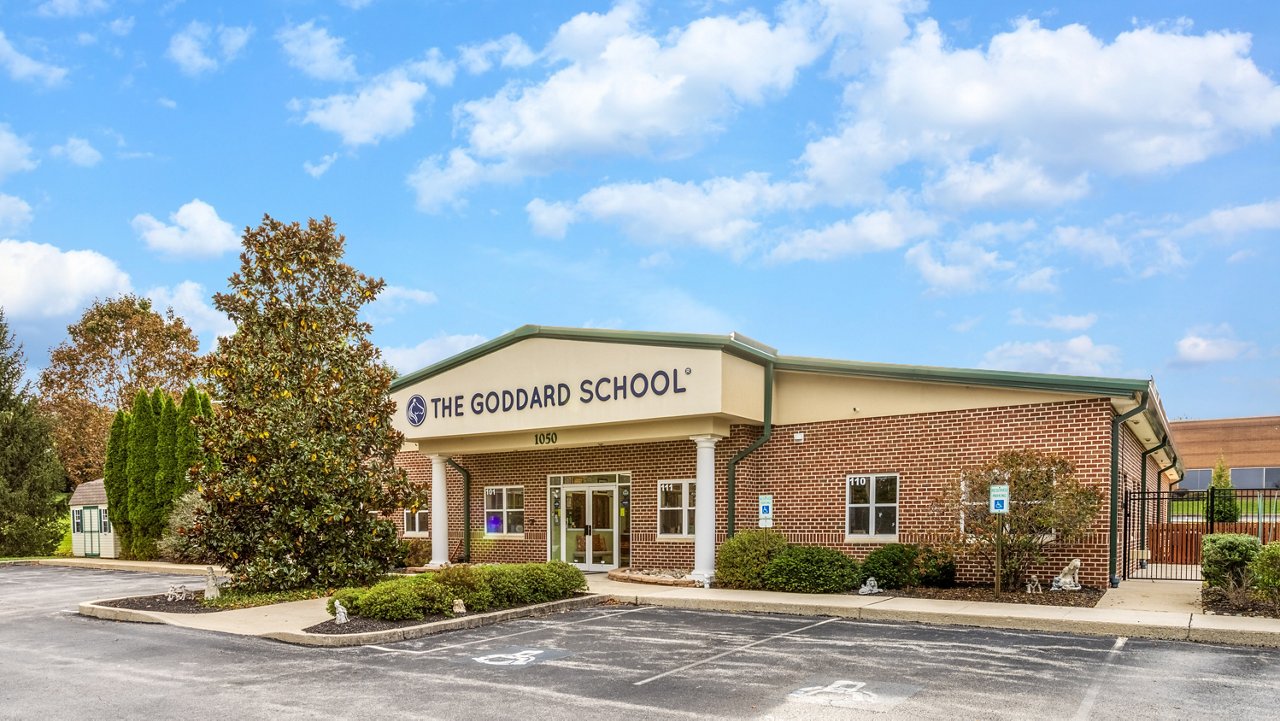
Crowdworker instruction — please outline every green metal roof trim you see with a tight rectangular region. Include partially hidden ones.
[390,324,1151,398]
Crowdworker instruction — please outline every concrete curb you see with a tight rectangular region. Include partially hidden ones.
[33,559,221,576]
[78,597,170,625]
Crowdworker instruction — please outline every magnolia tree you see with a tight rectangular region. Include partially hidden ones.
[192,215,416,591]
[936,449,1101,591]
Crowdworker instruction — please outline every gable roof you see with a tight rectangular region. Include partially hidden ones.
[69,479,107,507]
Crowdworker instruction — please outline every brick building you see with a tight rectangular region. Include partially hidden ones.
[1169,416,1280,490]
[389,326,1182,588]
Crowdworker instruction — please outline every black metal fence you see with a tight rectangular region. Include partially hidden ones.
[1122,488,1280,581]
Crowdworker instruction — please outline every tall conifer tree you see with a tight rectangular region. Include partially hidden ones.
[173,385,202,498]
[126,389,159,556]
[103,409,133,555]
[156,394,179,508]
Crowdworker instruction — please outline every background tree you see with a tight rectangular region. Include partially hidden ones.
[156,393,178,506]
[0,310,66,556]
[192,215,416,591]
[103,409,133,556]
[126,389,159,558]
[38,295,200,487]
[1207,454,1239,523]
[936,449,1102,590]
[173,385,205,499]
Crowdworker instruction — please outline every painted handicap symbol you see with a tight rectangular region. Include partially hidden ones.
[791,680,878,706]
[473,649,545,666]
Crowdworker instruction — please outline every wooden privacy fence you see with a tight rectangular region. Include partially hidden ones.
[1147,521,1280,565]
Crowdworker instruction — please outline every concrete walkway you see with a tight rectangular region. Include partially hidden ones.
[25,558,1280,648]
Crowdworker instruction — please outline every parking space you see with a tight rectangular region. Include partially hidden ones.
[4,565,1280,719]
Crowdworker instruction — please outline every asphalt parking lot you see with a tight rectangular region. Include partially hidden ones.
[3,565,1279,720]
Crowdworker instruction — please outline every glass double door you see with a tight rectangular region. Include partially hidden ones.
[560,486,616,571]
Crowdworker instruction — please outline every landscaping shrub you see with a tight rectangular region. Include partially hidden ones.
[157,490,214,563]
[715,529,788,589]
[433,564,495,613]
[352,578,424,621]
[402,539,431,567]
[916,546,957,588]
[326,587,365,616]
[1202,533,1261,588]
[761,545,859,593]
[410,575,457,618]
[1248,542,1280,607]
[859,544,921,589]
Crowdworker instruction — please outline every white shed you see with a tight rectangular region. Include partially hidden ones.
[68,480,120,558]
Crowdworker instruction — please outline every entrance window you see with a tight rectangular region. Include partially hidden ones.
[486,486,525,535]
[658,480,695,537]
[846,474,898,537]
[403,509,429,537]
[72,509,83,533]
[101,509,112,533]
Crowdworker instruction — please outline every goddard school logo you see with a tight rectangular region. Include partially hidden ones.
[406,395,427,427]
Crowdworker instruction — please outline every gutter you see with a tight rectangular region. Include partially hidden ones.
[446,458,471,562]
[1110,393,1149,588]
[1138,436,1170,562]
[726,361,774,538]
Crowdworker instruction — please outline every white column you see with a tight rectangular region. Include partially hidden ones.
[430,454,450,567]
[690,435,720,586]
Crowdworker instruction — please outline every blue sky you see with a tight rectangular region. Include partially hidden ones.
[1,0,1278,420]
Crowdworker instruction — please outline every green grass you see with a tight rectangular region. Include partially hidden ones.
[200,587,327,610]
[1169,498,1280,517]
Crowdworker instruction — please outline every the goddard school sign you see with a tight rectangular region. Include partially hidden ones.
[406,367,689,427]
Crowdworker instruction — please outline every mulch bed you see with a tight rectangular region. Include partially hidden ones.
[1202,587,1280,618]
[303,614,455,635]
[96,592,221,614]
[882,585,1105,608]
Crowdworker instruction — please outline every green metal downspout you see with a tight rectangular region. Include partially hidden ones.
[446,458,471,562]
[726,361,774,538]
[1110,394,1149,587]
[1138,436,1169,566]
[1156,459,1180,529]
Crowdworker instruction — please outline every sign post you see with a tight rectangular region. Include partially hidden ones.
[989,484,1009,593]
[759,495,773,529]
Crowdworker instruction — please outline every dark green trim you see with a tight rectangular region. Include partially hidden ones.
[726,361,774,538]
[446,458,471,563]
[1139,436,1170,556]
[1110,396,1149,587]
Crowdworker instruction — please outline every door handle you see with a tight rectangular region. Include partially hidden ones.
[585,525,591,535]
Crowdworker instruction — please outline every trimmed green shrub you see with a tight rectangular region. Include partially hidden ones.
[762,545,859,593]
[545,560,589,597]
[715,529,788,589]
[859,543,922,589]
[433,564,496,613]
[327,587,364,616]
[411,575,458,617]
[1202,533,1261,588]
[1248,542,1280,600]
[353,578,425,621]
[916,546,957,588]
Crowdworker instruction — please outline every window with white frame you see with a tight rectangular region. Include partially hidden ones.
[846,474,898,536]
[101,509,112,533]
[403,509,429,536]
[485,486,525,535]
[658,480,695,536]
[72,509,83,533]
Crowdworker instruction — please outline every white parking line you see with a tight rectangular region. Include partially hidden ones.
[367,606,651,655]
[1071,636,1128,721]
[633,617,838,686]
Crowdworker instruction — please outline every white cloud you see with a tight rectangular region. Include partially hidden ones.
[0,30,69,87]
[167,22,253,76]
[338,0,375,8]
[905,240,1010,293]
[376,285,437,313]
[50,136,103,167]
[925,155,1090,208]
[411,2,826,208]
[950,316,981,333]
[1226,249,1257,264]
[0,194,33,234]
[405,48,455,87]
[297,69,427,146]
[0,125,37,181]
[1181,198,1280,238]
[981,335,1119,376]
[158,97,177,109]
[303,153,338,178]
[525,199,576,239]
[1010,309,1097,332]
[632,287,734,333]
[1012,267,1060,293]
[769,200,936,262]
[382,334,486,375]
[0,239,130,318]
[76,32,97,46]
[277,21,358,82]
[1053,226,1128,267]
[131,199,239,258]
[815,0,923,75]
[37,0,108,18]
[407,149,505,212]
[458,33,536,74]
[145,281,234,348]
[108,17,135,36]
[1175,325,1254,364]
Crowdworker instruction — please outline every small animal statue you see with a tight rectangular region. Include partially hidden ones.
[1025,576,1043,594]
[204,566,222,600]
[452,598,467,615]
[1050,558,1082,591]
[858,577,882,595]
[333,599,349,625]
[166,584,193,601]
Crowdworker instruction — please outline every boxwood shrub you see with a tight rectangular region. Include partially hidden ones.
[859,543,921,589]
[1202,533,1262,588]
[715,529,788,590]
[762,545,859,593]
[916,546,957,588]
[1249,542,1280,602]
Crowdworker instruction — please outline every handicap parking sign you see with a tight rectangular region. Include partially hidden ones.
[989,484,1009,514]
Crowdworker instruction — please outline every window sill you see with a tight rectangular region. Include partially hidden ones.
[844,534,899,545]
[485,533,525,540]
[403,532,430,538]
[656,534,694,542]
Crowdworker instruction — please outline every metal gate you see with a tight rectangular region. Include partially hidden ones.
[1123,488,1280,581]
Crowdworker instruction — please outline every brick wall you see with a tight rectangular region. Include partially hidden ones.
[395,397,1125,588]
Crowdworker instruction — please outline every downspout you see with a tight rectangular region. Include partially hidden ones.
[1157,459,1180,529]
[726,361,774,538]
[1138,436,1170,567]
[446,458,471,563]
[1110,393,1148,587]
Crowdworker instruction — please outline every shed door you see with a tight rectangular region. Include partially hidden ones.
[83,506,100,557]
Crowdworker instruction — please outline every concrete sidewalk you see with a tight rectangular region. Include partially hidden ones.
[31,557,1280,648]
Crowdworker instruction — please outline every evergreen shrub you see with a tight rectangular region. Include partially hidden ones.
[761,545,859,593]
[859,543,921,589]
[1202,534,1261,588]
[715,529,788,589]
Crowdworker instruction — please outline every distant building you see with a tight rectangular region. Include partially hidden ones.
[1169,416,1280,490]
[68,479,120,558]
